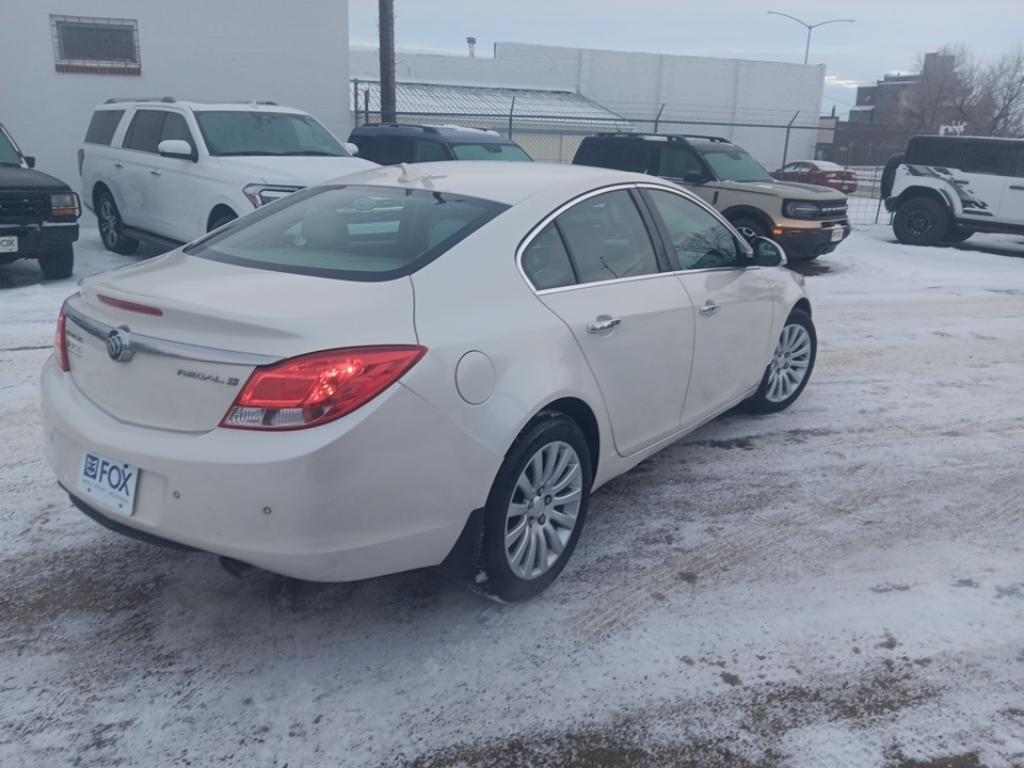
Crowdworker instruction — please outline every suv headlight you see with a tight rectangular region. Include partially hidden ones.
[243,185,302,208]
[783,200,820,219]
[50,193,80,218]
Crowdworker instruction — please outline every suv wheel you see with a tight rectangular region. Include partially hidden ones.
[729,216,769,241]
[96,191,139,255]
[38,245,74,280]
[893,197,948,246]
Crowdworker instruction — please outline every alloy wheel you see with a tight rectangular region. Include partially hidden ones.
[906,210,932,237]
[505,441,583,580]
[766,323,812,403]
[98,198,119,247]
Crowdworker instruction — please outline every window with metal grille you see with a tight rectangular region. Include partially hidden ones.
[51,15,140,75]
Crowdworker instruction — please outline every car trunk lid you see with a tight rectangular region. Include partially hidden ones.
[63,251,416,432]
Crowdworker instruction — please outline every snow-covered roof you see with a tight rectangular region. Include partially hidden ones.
[349,80,631,128]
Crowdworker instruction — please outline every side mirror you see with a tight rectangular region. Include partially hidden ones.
[682,170,708,184]
[750,236,787,267]
[157,139,196,161]
[24,156,35,168]
[343,142,360,156]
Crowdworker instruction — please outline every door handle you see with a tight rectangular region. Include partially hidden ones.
[587,316,621,333]
[114,162,124,169]
[149,169,162,176]
[699,302,721,317]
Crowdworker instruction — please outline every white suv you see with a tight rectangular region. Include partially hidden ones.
[79,98,376,253]
[884,135,1024,245]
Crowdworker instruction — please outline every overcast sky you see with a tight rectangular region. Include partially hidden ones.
[349,0,1023,117]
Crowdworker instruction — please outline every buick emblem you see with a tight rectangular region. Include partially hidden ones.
[106,328,134,362]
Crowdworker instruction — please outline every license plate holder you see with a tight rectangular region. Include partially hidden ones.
[0,235,17,253]
[78,452,139,516]
[830,227,845,243]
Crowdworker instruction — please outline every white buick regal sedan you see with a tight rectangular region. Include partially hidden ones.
[42,162,815,601]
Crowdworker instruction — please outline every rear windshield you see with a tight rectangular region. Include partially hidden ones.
[85,110,124,145]
[450,143,531,161]
[185,185,508,281]
[195,111,348,157]
[697,147,773,182]
[574,140,654,173]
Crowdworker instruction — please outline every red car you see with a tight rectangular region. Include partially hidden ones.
[772,161,858,194]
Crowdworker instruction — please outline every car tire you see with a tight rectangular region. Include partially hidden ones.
[893,197,948,246]
[474,412,593,603]
[38,245,74,280]
[96,191,139,255]
[208,212,237,231]
[740,309,816,414]
[942,225,973,244]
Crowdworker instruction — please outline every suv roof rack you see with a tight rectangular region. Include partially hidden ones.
[354,123,443,134]
[591,132,731,144]
[104,96,176,104]
[224,100,279,105]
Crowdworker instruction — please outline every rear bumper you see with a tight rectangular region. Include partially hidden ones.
[0,222,78,261]
[40,356,501,582]
[775,222,851,261]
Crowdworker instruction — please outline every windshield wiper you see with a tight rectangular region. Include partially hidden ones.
[214,151,279,156]
[278,150,338,156]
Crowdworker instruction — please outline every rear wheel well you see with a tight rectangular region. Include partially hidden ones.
[536,397,600,478]
[92,182,113,210]
[207,205,237,231]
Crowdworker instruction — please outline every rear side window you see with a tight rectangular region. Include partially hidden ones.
[521,223,576,290]
[556,190,659,284]
[960,142,1013,175]
[574,140,653,173]
[123,109,165,152]
[185,185,508,282]
[84,110,124,145]
[412,139,449,162]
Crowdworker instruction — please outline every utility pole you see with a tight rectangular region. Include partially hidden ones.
[378,0,396,123]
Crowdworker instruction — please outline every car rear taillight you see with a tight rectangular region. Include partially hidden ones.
[54,310,70,372]
[221,346,427,430]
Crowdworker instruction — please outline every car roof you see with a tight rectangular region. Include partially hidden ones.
[92,99,309,115]
[583,132,735,147]
[350,123,513,143]
[321,161,664,205]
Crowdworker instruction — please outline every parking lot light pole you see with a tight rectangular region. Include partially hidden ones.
[766,11,854,64]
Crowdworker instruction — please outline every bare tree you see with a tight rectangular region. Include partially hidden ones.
[978,47,1024,136]
[378,0,396,124]
[900,47,966,133]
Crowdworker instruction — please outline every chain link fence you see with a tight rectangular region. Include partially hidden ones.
[351,106,895,228]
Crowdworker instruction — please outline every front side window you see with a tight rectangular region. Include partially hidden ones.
[698,147,773,182]
[0,129,21,166]
[123,110,166,153]
[51,15,140,75]
[185,185,507,281]
[556,190,659,284]
[412,139,450,162]
[195,112,347,157]
[450,143,531,162]
[521,223,576,290]
[960,142,1012,175]
[657,145,705,180]
[645,189,740,270]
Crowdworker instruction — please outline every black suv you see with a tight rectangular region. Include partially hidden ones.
[573,133,850,261]
[0,123,80,279]
[348,123,532,165]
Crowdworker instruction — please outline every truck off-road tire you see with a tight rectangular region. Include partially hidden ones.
[474,412,593,603]
[96,191,139,255]
[893,197,949,246]
[740,309,816,414]
[38,245,74,280]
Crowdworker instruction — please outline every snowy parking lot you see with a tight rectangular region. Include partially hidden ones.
[1,228,1023,767]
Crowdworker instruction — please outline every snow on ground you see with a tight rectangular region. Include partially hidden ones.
[1,227,1022,767]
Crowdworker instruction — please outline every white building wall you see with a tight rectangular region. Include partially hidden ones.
[351,42,825,168]
[1,0,350,189]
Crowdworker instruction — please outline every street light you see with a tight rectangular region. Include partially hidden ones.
[767,11,854,65]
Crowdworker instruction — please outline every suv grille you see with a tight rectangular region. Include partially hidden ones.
[0,192,50,225]
[818,202,848,220]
